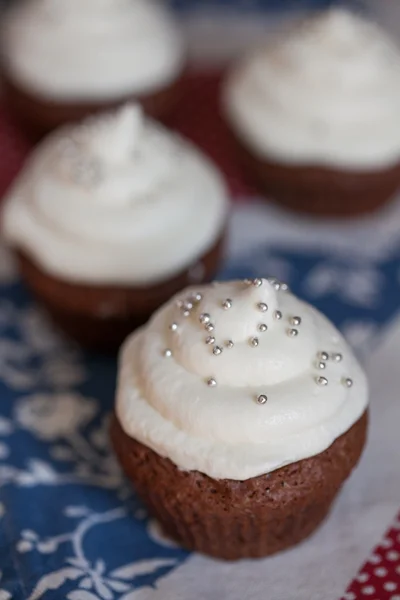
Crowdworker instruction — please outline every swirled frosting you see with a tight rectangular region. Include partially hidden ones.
[116,278,368,480]
[224,9,400,169]
[2,104,228,285]
[2,0,185,100]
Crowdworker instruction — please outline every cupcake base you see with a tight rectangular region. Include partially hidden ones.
[110,410,368,560]
[16,233,225,352]
[2,71,185,139]
[233,134,400,217]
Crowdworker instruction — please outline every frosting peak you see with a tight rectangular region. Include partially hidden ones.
[165,279,311,387]
[224,9,400,169]
[2,105,228,285]
[305,8,369,40]
[81,104,143,164]
[116,279,369,480]
[52,104,176,207]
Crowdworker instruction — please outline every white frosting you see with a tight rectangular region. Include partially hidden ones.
[2,105,228,285]
[2,0,185,100]
[116,279,369,480]
[224,9,400,169]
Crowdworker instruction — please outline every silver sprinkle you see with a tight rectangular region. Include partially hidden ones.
[342,377,353,388]
[183,301,193,311]
[287,328,299,338]
[250,337,259,347]
[317,361,326,370]
[257,394,268,405]
[222,299,233,310]
[253,278,263,288]
[225,340,234,349]
[193,293,202,303]
[183,310,190,317]
[316,376,328,387]
[268,277,281,290]
[164,349,172,358]
[213,346,223,356]
[280,282,289,292]
[205,336,215,345]
[199,313,211,324]
[332,352,343,363]
[290,316,302,326]
[258,323,268,333]
[207,378,217,387]
[319,351,329,361]
[205,323,214,332]
[274,310,282,321]
[169,323,178,332]
[258,303,268,313]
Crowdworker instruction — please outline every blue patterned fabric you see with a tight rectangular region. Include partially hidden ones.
[0,214,398,599]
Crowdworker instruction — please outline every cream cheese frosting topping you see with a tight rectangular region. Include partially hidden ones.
[2,105,228,285]
[116,278,369,480]
[2,0,185,100]
[224,9,400,169]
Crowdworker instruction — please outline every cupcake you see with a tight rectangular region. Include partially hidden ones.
[111,278,369,559]
[1,0,185,137]
[2,104,228,351]
[223,9,400,216]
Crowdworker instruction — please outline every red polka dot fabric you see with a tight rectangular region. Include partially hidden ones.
[341,514,400,599]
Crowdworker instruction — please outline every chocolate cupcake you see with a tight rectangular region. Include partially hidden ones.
[111,278,369,559]
[1,0,186,137]
[2,105,228,351]
[223,9,400,216]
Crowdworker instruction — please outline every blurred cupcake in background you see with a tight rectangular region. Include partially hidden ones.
[1,0,186,137]
[2,104,228,351]
[223,9,400,217]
